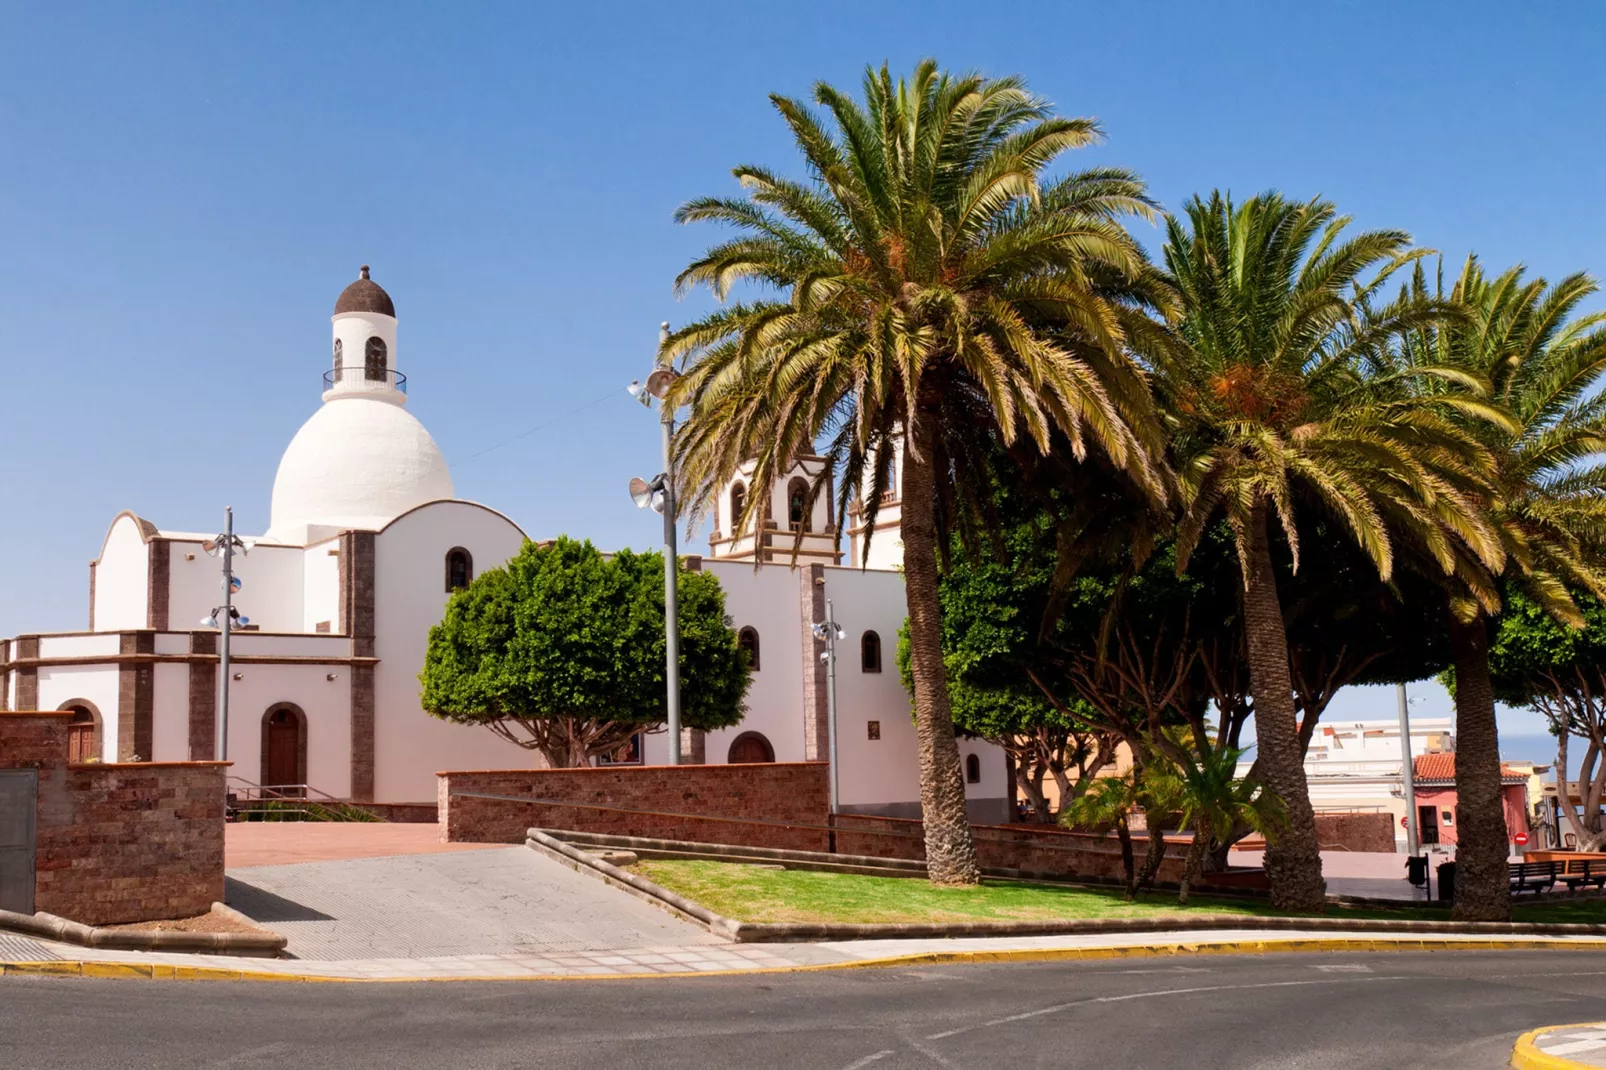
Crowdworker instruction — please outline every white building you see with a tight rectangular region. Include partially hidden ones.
[0,269,1009,821]
[1297,716,1454,850]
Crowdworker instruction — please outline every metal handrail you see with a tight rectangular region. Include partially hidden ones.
[322,366,407,393]
[226,775,346,806]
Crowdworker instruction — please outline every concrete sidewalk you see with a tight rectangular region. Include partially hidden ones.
[7,927,1606,982]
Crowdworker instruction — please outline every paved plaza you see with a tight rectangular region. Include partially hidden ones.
[225,845,722,960]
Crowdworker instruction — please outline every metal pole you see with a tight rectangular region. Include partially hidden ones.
[659,324,681,766]
[1397,682,1418,857]
[217,506,235,763]
[825,598,840,814]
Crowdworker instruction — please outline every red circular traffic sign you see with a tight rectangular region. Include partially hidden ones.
[1515,832,1530,846]
[1401,815,1409,828]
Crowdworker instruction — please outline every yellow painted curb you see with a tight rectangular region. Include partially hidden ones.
[1510,1023,1606,1070]
[4,936,1605,985]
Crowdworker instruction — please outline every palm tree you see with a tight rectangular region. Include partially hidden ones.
[1164,746,1283,906]
[1158,192,1506,911]
[663,62,1174,885]
[1391,258,1606,920]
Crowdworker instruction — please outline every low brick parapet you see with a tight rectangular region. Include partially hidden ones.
[438,762,831,851]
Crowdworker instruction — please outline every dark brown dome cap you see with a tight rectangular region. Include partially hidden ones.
[334,265,396,317]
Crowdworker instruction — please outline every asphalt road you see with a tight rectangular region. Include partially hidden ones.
[4,950,1605,1069]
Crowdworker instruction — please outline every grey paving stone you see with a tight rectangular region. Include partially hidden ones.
[224,845,721,960]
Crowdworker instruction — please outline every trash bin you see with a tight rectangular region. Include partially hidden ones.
[1406,855,1429,887]
[1436,861,1456,902]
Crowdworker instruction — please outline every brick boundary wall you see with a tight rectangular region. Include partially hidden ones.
[438,762,831,851]
[1,711,227,926]
[831,812,1197,885]
[1236,812,1398,854]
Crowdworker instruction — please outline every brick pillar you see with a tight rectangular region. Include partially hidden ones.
[799,564,830,761]
[14,636,39,711]
[117,632,154,761]
[88,561,97,631]
[680,727,706,764]
[188,632,217,761]
[341,531,377,801]
[146,538,170,631]
[1,638,12,711]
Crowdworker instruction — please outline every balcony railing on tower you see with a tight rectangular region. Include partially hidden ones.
[323,366,408,394]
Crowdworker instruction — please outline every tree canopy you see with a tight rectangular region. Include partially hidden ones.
[420,537,750,767]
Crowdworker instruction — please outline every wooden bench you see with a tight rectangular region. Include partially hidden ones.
[1508,861,1558,894]
[1558,858,1606,893]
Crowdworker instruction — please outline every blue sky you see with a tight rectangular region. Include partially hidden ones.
[1,3,1599,760]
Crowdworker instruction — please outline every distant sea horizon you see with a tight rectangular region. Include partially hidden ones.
[1501,732,1585,780]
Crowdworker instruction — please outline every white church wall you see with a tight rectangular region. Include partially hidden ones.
[231,634,351,658]
[37,634,120,659]
[371,501,532,802]
[303,538,341,632]
[93,515,150,631]
[686,560,809,766]
[226,664,352,796]
[823,566,1010,823]
[34,665,120,761]
[151,663,189,761]
[155,633,189,655]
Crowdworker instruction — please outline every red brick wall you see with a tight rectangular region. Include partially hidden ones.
[438,762,831,851]
[1315,811,1396,853]
[832,813,1193,884]
[2,712,227,926]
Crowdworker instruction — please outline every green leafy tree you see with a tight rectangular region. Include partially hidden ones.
[662,61,1173,885]
[1391,258,1606,919]
[420,537,750,767]
[1157,192,1504,911]
[1486,586,1606,852]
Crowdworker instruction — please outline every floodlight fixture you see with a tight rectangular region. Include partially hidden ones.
[643,366,679,400]
[629,474,667,514]
[200,615,218,629]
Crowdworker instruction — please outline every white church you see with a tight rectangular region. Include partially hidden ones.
[0,269,1009,822]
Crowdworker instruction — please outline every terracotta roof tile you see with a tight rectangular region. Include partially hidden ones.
[1413,753,1526,783]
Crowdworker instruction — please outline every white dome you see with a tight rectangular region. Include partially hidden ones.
[267,396,454,541]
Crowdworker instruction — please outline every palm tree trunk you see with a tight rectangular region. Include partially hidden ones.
[1447,610,1512,922]
[1242,503,1326,912]
[1117,814,1136,901]
[1178,822,1210,907]
[898,426,981,886]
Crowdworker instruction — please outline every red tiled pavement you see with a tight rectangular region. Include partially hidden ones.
[227,822,501,869]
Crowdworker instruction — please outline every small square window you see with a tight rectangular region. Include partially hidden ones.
[867,720,880,741]
[1441,810,1454,826]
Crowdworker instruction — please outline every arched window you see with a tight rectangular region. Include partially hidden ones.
[861,631,882,673]
[445,547,473,592]
[729,482,748,534]
[965,753,981,784]
[365,336,387,382]
[60,701,101,763]
[788,477,810,531]
[727,731,775,764]
[333,338,344,379]
[260,704,308,793]
[738,626,760,671]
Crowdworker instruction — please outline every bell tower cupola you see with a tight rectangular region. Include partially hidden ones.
[326,265,405,405]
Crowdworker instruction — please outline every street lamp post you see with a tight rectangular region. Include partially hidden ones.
[201,507,250,762]
[812,601,845,815]
[628,323,683,764]
[1397,681,1420,858]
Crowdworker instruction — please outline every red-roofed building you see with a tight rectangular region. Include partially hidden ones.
[1412,754,1531,850]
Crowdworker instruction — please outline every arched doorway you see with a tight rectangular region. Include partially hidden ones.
[727,731,775,764]
[260,705,307,792]
[58,700,101,763]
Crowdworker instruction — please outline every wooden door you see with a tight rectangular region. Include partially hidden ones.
[66,710,95,763]
[266,709,299,787]
[727,734,773,764]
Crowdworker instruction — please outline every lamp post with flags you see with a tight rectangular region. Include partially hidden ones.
[628,323,684,763]
[200,507,250,762]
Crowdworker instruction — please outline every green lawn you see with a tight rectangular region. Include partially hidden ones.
[631,859,1606,926]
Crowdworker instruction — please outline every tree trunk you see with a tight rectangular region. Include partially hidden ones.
[1136,819,1168,891]
[1016,766,1049,825]
[898,426,981,886]
[1242,503,1326,912]
[1448,610,1511,921]
[1117,815,1136,901]
[1178,823,1210,906]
